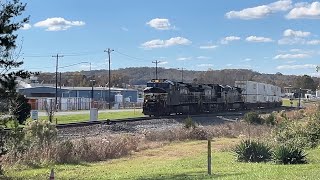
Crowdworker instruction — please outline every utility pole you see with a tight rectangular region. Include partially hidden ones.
[152,60,161,79]
[178,68,184,82]
[52,54,63,111]
[298,88,302,108]
[181,68,184,82]
[104,48,114,109]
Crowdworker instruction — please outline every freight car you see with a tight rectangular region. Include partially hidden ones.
[143,79,282,116]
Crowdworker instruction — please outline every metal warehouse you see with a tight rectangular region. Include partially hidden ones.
[18,86,138,110]
[18,86,138,102]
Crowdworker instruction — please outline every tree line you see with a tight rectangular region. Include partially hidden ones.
[37,68,320,90]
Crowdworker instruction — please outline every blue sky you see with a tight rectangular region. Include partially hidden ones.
[16,0,320,76]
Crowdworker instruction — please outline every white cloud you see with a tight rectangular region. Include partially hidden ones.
[290,49,302,52]
[278,38,320,45]
[197,64,214,67]
[289,49,314,54]
[221,36,241,44]
[121,27,129,31]
[306,40,320,45]
[146,18,172,30]
[176,57,192,61]
[278,37,305,45]
[196,56,211,60]
[246,36,273,42]
[286,60,297,64]
[286,2,320,19]
[34,17,85,31]
[199,45,218,49]
[226,64,233,67]
[158,61,168,65]
[21,23,31,30]
[273,53,310,59]
[141,37,191,49]
[283,29,310,37]
[226,0,292,20]
[243,58,252,62]
[276,64,317,70]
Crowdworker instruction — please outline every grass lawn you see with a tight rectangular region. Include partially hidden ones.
[4,138,320,180]
[282,98,299,107]
[28,109,144,124]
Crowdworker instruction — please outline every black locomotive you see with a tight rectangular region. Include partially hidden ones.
[143,79,248,116]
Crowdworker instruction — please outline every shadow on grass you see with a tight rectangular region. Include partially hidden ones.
[122,171,245,180]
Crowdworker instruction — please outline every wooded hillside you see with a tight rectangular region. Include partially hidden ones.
[36,67,320,89]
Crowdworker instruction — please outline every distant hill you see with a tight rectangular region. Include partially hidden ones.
[36,67,320,89]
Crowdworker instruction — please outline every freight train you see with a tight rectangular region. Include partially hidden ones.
[142,79,282,116]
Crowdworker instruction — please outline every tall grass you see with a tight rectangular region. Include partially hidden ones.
[4,121,272,168]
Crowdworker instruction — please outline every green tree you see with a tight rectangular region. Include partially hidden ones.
[294,75,316,90]
[0,0,31,174]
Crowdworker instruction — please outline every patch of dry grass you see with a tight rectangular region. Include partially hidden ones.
[4,120,272,169]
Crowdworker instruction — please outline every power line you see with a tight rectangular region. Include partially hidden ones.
[113,50,148,62]
[22,51,102,58]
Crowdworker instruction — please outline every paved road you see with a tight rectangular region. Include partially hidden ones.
[38,108,142,116]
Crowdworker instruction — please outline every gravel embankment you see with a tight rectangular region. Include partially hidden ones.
[58,115,242,140]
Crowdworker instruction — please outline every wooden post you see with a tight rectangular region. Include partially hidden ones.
[208,140,212,175]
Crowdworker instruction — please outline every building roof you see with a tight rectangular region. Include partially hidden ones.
[18,86,137,91]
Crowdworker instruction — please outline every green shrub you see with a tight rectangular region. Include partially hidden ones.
[304,119,320,148]
[274,123,308,148]
[244,112,263,125]
[265,113,276,125]
[273,145,307,164]
[234,140,272,162]
[24,120,57,146]
[184,117,196,129]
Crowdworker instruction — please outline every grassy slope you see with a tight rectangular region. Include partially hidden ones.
[31,110,144,124]
[5,138,320,180]
[282,98,299,107]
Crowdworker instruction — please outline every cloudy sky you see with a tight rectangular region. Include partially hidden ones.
[17,0,320,76]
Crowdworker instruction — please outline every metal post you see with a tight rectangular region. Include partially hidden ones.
[90,80,95,108]
[208,140,212,175]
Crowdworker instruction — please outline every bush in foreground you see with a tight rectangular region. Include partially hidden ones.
[234,140,272,163]
[273,145,307,164]
[244,112,264,125]
[184,117,196,129]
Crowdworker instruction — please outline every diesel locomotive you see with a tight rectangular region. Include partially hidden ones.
[142,79,282,116]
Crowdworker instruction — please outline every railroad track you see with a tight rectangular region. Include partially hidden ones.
[3,106,295,131]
